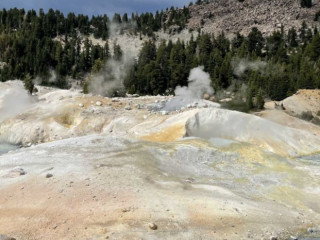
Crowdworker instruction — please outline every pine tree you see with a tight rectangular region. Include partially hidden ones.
[113,43,123,61]
[248,27,264,56]
[256,89,265,109]
[24,73,34,94]
[92,59,104,73]
[305,33,320,61]
[287,28,298,48]
[246,85,254,110]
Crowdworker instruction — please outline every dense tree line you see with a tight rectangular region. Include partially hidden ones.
[124,24,320,107]
[0,8,190,86]
[0,7,190,39]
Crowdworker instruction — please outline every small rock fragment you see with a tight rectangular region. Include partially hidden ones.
[270,236,278,240]
[148,223,158,230]
[135,104,141,109]
[209,96,217,102]
[203,93,210,100]
[161,111,168,115]
[121,208,130,213]
[46,173,53,178]
[307,228,314,233]
[96,101,102,106]
[8,168,26,177]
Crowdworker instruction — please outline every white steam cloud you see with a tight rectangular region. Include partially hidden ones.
[33,69,57,85]
[88,51,135,97]
[108,21,137,39]
[87,20,138,97]
[175,66,214,99]
[48,70,57,83]
[232,58,266,77]
[0,82,35,122]
[164,67,214,111]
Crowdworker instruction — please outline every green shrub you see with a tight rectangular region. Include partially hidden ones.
[312,116,320,126]
[300,111,314,121]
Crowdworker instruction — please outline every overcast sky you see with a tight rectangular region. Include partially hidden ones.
[0,0,191,16]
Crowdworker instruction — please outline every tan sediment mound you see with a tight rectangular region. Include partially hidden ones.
[281,89,320,117]
[136,109,199,142]
[139,124,186,142]
[186,108,320,157]
[257,109,320,137]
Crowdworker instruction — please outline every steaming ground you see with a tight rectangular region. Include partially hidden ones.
[0,81,35,122]
[1,81,320,239]
[161,67,217,112]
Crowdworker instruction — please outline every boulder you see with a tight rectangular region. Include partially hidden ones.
[203,93,210,100]
[46,173,53,178]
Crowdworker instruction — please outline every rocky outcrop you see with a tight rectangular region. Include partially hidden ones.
[187,0,320,37]
[281,89,320,117]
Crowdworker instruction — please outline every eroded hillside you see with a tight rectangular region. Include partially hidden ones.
[187,0,320,37]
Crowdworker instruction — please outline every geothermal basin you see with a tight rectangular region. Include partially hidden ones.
[0,81,320,240]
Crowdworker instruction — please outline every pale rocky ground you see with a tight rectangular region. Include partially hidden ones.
[188,0,320,38]
[0,81,320,240]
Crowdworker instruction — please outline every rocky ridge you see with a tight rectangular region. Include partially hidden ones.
[187,0,320,37]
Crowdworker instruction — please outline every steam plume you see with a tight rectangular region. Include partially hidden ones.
[175,66,214,98]
[164,67,214,111]
[232,57,266,77]
[87,20,138,97]
[108,21,137,39]
[88,51,135,97]
[0,82,34,122]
